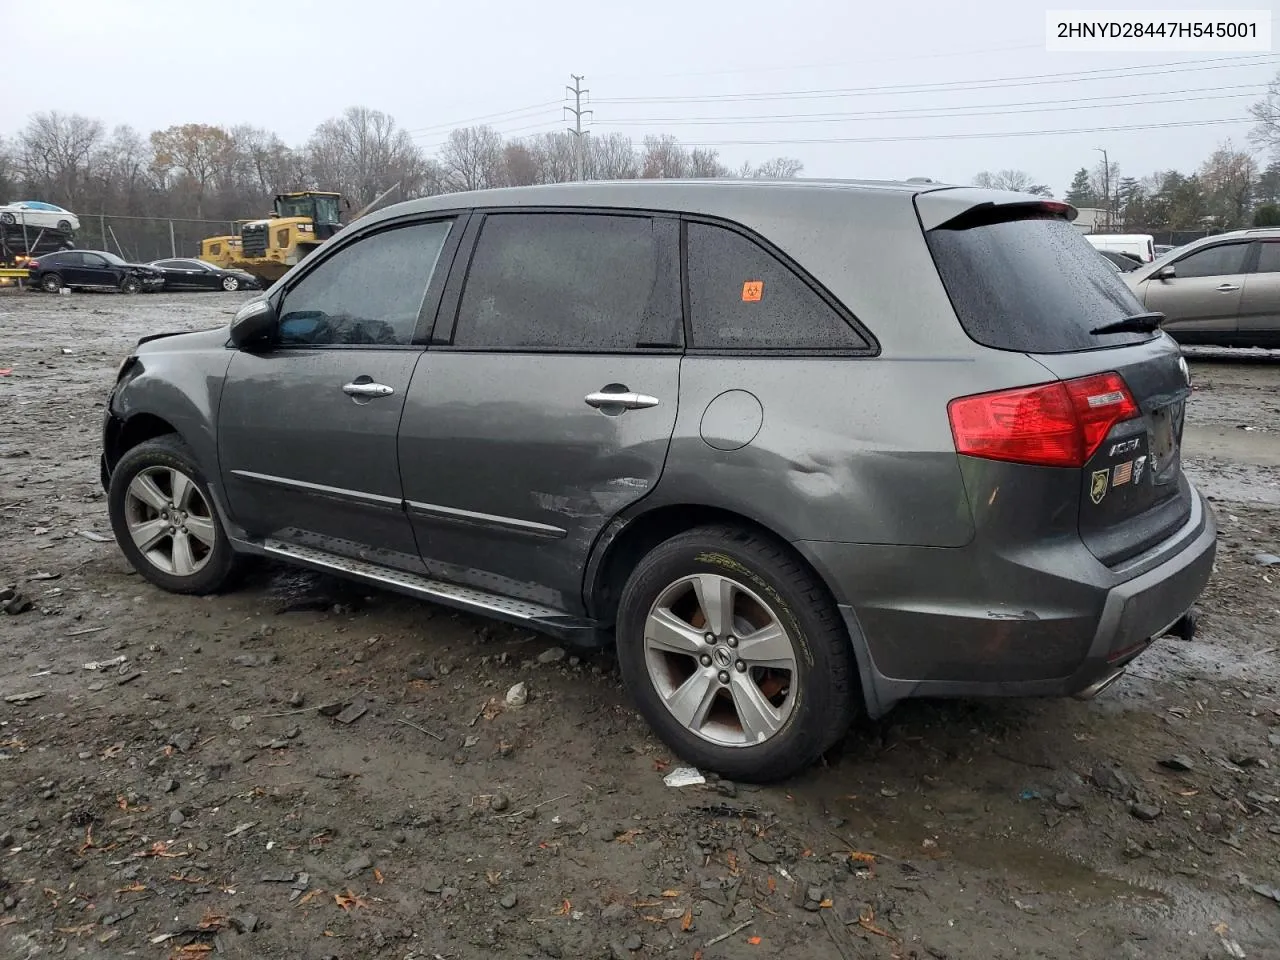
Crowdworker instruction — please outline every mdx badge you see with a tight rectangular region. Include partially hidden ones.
[1109,438,1140,457]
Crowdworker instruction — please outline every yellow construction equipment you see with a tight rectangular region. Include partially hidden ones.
[200,185,401,287]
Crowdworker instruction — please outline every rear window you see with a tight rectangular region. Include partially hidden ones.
[925,214,1154,353]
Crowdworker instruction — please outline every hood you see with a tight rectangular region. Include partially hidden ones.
[136,325,231,352]
[124,262,163,273]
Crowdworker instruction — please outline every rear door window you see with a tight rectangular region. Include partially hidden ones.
[1173,242,1250,278]
[685,221,870,351]
[924,214,1153,353]
[1255,241,1280,274]
[453,212,682,351]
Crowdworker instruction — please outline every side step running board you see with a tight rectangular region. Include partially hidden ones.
[254,538,607,643]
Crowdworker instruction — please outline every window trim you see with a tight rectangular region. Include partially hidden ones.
[432,208,686,356]
[680,214,879,358]
[256,212,469,353]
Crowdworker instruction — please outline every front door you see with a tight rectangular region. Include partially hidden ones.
[1141,240,1250,341]
[400,212,684,612]
[79,252,118,288]
[218,216,459,573]
[1239,239,1280,343]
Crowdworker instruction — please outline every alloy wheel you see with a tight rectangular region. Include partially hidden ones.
[643,573,798,747]
[123,466,217,577]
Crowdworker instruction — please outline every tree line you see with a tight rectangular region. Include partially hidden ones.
[0,107,805,225]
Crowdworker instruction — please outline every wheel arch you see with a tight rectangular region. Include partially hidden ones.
[585,502,835,626]
[105,412,180,472]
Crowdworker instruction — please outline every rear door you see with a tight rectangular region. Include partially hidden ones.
[1238,239,1280,344]
[922,203,1193,568]
[50,252,85,284]
[399,211,683,613]
[1137,240,1250,342]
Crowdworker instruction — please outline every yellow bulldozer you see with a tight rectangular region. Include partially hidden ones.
[201,185,399,286]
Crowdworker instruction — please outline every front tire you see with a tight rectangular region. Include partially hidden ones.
[222,276,240,292]
[107,436,239,595]
[120,276,141,294]
[0,212,15,225]
[40,272,62,293]
[56,219,72,233]
[615,525,857,783]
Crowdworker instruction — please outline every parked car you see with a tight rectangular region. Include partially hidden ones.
[1097,249,1142,272]
[0,200,80,233]
[1124,227,1280,348]
[148,258,261,292]
[99,181,1215,782]
[1085,233,1156,264]
[27,249,164,294]
[1153,244,1176,257]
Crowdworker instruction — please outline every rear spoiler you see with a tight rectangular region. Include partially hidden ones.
[913,187,1078,231]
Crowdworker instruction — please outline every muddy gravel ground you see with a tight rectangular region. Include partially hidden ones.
[2,291,1279,960]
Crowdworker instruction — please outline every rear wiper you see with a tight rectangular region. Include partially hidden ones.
[1089,312,1165,335]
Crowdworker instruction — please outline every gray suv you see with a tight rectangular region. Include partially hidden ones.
[100,180,1216,782]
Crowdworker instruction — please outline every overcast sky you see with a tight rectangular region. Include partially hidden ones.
[3,0,1276,195]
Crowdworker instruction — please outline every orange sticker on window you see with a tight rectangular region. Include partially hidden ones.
[741,280,763,302]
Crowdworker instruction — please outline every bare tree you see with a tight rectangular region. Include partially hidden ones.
[748,157,804,179]
[588,134,638,180]
[149,123,235,218]
[641,135,688,179]
[307,107,424,207]
[1249,71,1280,154]
[973,169,1052,196]
[503,142,541,186]
[528,132,578,184]
[18,111,105,209]
[1199,140,1258,228]
[688,148,729,178]
[440,125,506,192]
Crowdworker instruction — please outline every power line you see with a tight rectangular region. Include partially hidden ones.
[403,99,565,136]
[593,54,1276,105]
[601,85,1266,127]
[593,42,1046,82]
[592,116,1253,148]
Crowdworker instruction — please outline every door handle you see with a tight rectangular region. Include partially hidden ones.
[342,381,394,398]
[1216,283,1241,292]
[584,391,660,410]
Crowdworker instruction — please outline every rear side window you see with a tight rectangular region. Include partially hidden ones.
[454,213,682,351]
[1173,242,1249,278]
[925,214,1153,353]
[686,222,869,351]
[1256,241,1280,274]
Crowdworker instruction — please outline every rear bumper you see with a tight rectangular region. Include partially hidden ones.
[797,487,1217,718]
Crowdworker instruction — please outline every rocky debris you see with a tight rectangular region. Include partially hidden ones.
[342,853,373,879]
[168,809,186,827]
[1053,792,1083,811]
[2,592,33,615]
[506,682,528,707]
[3,691,43,703]
[1158,755,1195,772]
[287,690,304,708]
[1130,802,1163,822]
[334,700,368,725]
[1091,765,1136,798]
[1251,552,1280,566]
[746,842,778,864]
[230,715,252,732]
[490,793,510,812]
[0,830,13,847]
[230,913,259,934]
[233,653,278,668]
[802,885,826,911]
[500,892,518,909]
[169,730,197,752]
[537,646,566,665]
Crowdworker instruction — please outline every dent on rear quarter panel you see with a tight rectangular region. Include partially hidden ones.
[113,330,235,486]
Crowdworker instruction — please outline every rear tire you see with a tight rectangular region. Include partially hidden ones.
[40,272,62,293]
[107,435,240,595]
[615,525,857,783]
[120,276,141,295]
[0,212,15,225]
[56,219,72,233]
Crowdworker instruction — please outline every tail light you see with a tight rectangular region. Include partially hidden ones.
[948,372,1139,468]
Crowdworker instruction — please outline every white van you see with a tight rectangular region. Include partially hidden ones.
[1084,233,1156,264]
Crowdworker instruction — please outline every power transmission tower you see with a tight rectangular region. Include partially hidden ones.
[565,74,592,182]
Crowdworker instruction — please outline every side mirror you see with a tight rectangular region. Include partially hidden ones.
[1155,265,1176,281]
[229,298,278,346]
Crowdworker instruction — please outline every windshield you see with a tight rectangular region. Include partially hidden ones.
[925,214,1156,353]
[99,251,127,266]
[277,194,341,224]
